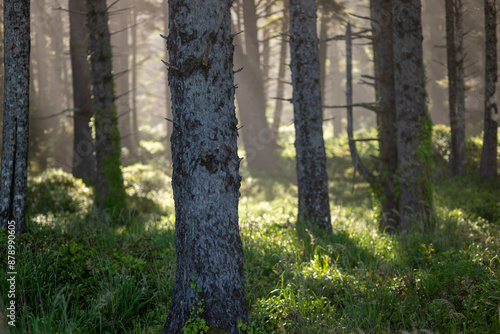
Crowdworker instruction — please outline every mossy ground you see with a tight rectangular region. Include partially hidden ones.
[0,126,499,333]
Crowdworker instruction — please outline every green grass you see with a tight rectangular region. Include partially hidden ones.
[1,126,499,333]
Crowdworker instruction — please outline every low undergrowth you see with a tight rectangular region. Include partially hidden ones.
[0,126,499,333]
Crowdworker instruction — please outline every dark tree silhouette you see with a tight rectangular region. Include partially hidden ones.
[289,0,332,233]
[86,0,127,217]
[0,0,30,235]
[446,0,466,176]
[69,0,96,181]
[480,0,498,179]
[370,0,399,232]
[162,0,248,332]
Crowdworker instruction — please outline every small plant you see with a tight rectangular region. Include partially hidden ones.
[183,276,209,334]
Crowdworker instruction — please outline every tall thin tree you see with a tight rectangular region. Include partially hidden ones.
[0,0,30,235]
[480,0,498,179]
[69,0,96,181]
[271,1,288,145]
[289,0,332,233]
[162,0,248,332]
[111,0,134,158]
[393,0,433,230]
[233,0,275,171]
[370,0,399,232]
[446,0,466,176]
[86,0,127,217]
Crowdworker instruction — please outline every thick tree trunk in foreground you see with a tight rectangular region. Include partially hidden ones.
[370,0,399,233]
[289,0,332,233]
[393,0,433,231]
[162,1,248,332]
[69,0,96,181]
[480,0,498,179]
[86,0,127,217]
[446,0,466,176]
[0,0,30,235]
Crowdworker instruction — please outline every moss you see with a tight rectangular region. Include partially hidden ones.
[94,104,128,222]
[416,112,434,212]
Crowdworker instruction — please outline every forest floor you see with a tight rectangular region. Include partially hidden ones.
[1,126,499,333]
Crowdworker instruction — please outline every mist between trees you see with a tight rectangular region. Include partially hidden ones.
[0,0,499,333]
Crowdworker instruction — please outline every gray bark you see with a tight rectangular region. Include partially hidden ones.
[86,0,127,216]
[393,0,433,230]
[162,1,248,332]
[480,0,498,178]
[289,0,332,233]
[271,2,288,145]
[69,0,96,181]
[370,0,399,233]
[446,0,466,176]
[0,0,30,235]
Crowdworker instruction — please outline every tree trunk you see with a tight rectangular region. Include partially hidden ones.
[271,2,289,145]
[319,10,328,117]
[69,0,96,181]
[131,5,140,156]
[162,0,172,160]
[346,23,375,186]
[480,0,498,178]
[233,0,275,171]
[393,0,433,231]
[446,0,466,176]
[262,2,272,98]
[86,0,127,218]
[162,1,248,333]
[111,0,134,159]
[0,0,30,235]
[370,0,399,233]
[329,23,343,137]
[289,0,332,233]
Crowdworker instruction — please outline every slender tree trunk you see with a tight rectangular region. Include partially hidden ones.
[162,0,172,160]
[319,10,328,116]
[393,0,433,231]
[86,0,127,218]
[289,0,332,233]
[480,0,498,178]
[233,0,275,170]
[70,0,96,181]
[162,1,248,332]
[329,23,343,137]
[0,0,30,235]
[446,0,466,176]
[111,0,134,159]
[50,2,63,118]
[262,2,272,98]
[131,5,139,156]
[271,2,288,145]
[346,23,375,186]
[370,0,399,233]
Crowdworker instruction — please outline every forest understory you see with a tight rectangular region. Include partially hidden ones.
[1,126,499,334]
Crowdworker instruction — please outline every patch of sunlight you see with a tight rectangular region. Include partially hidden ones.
[139,140,164,154]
